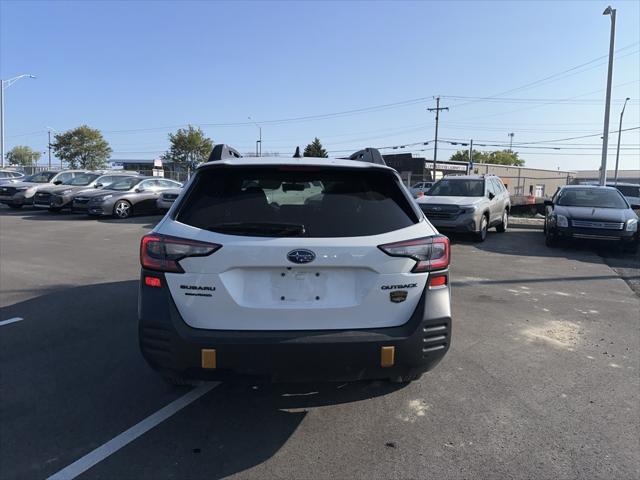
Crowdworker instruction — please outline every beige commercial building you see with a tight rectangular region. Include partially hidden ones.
[472,163,576,198]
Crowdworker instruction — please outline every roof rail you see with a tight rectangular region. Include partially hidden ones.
[348,147,386,165]
[208,144,242,161]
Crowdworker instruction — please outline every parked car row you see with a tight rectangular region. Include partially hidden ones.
[0,169,25,182]
[416,174,639,252]
[0,169,183,219]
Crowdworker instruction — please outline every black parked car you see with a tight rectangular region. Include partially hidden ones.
[544,185,639,252]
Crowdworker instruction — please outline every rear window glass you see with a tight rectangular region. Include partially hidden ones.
[176,166,419,237]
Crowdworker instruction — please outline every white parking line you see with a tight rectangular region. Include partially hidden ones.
[0,317,24,326]
[47,382,219,480]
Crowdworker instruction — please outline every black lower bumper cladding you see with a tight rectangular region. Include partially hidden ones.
[138,269,452,382]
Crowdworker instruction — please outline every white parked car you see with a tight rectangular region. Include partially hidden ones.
[139,146,452,385]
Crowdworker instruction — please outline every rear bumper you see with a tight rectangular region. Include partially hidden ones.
[138,269,452,382]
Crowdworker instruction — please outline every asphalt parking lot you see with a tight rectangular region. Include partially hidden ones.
[1,208,639,480]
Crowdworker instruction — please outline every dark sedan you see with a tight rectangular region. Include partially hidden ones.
[544,185,639,252]
[72,176,182,219]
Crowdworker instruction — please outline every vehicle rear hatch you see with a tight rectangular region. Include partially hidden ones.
[154,164,439,331]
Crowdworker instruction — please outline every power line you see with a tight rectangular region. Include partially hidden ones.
[446,42,639,109]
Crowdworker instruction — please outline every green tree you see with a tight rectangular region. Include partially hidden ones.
[485,149,524,166]
[449,148,524,166]
[303,137,328,158]
[161,125,213,170]
[6,145,41,166]
[51,125,112,169]
[449,149,488,163]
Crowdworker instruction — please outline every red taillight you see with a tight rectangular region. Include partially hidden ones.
[428,274,448,288]
[144,275,162,288]
[140,234,221,273]
[378,235,450,273]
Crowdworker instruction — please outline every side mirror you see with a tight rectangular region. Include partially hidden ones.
[544,200,554,207]
[488,192,495,200]
[53,180,63,185]
[94,183,103,188]
[135,188,144,193]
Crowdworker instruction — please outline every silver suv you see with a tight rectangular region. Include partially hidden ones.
[416,174,510,242]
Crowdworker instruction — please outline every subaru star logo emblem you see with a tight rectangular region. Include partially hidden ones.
[287,249,316,264]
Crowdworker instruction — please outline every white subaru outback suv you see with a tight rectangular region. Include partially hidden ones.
[138,145,452,384]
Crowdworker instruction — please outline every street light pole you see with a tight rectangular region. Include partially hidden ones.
[0,74,37,168]
[248,117,262,157]
[599,6,616,186]
[614,97,630,185]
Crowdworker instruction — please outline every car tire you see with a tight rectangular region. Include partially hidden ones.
[545,226,559,247]
[474,215,489,242]
[7,204,22,209]
[113,200,132,219]
[496,210,508,233]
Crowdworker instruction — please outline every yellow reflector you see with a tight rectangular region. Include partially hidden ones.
[201,349,217,369]
[381,346,395,368]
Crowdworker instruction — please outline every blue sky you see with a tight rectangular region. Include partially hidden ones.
[1,0,639,170]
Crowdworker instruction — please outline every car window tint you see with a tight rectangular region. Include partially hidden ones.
[490,178,503,193]
[159,180,178,188]
[428,179,484,197]
[557,188,628,209]
[486,179,497,195]
[177,167,419,237]
[139,180,158,189]
[614,185,640,197]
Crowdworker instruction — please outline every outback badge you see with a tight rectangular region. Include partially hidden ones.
[389,290,408,303]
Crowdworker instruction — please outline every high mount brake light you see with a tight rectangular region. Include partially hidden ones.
[378,235,450,273]
[140,234,221,273]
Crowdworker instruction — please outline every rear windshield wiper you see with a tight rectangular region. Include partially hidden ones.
[206,222,306,237]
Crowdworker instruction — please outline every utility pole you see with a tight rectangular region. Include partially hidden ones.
[427,97,448,181]
[508,132,515,152]
[600,6,617,186]
[47,130,52,169]
[0,83,4,168]
[468,139,474,174]
[614,97,630,185]
[248,117,262,157]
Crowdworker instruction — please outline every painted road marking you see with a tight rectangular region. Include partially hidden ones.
[47,382,219,480]
[0,317,24,327]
